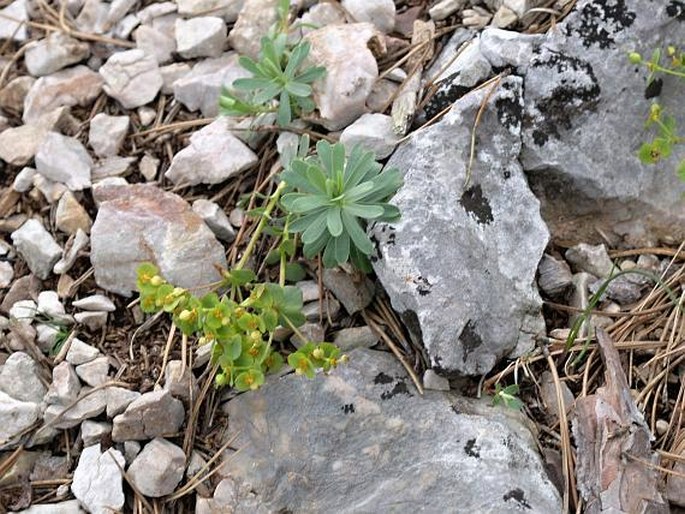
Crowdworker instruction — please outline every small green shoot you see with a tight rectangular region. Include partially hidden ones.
[629,46,685,180]
[219,0,325,126]
[492,383,523,410]
[280,136,403,271]
[565,268,684,366]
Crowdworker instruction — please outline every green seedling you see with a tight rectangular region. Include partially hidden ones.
[492,383,523,410]
[280,136,403,272]
[219,0,325,126]
[629,47,685,180]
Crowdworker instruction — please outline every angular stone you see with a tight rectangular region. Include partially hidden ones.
[302,297,341,322]
[11,219,63,280]
[173,53,249,117]
[305,23,380,130]
[128,438,186,497]
[89,113,129,157]
[565,243,614,278]
[222,348,562,512]
[75,0,109,34]
[92,156,137,180]
[74,311,108,331]
[75,356,110,387]
[45,361,81,406]
[192,199,236,242]
[9,299,37,325]
[0,261,13,288]
[164,360,198,402]
[44,388,107,429]
[165,118,257,186]
[175,17,226,59]
[100,49,163,109]
[0,391,41,444]
[12,166,36,192]
[290,322,325,348]
[332,326,379,351]
[341,0,395,33]
[298,2,346,37]
[159,62,191,94]
[81,420,112,447]
[35,132,92,191]
[372,76,548,376]
[177,0,243,22]
[56,191,93,235]
[228,0,279,59]
[23,66,103,123]
[0,0,28,41]
[105,386,140,417]
[514,0,685,244]
[322,268,374,315]
[537,254,573,298]
[134,25,176,64]
[25,32,90,77]
[72,294,116,312]
[15,499,83,513]
[106,0,138,28]
[339,113,400,159]
[423,369,450,391]
[65,338,101,366]
[0,75,35,115]
[0,108,69,166]
[139,153,160,180]
[112,389,185,441]
[1,275,40,315]
[0,352,46,403]
[90,183,227,296]
[71,444,125,514]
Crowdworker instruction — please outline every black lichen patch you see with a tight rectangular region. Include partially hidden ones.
[532,129,549,146]
[495,94,523,133]
[464,438,481,458]
[503,170,511,180]
[645,78,663,99]
[380,379,412,400]
[423,74,472,120]
[503,488,532,510]
[415,275,432,296]
[374,372,394,385]
[459,320,483,363]
[667,0,685,20]
[341,403,355,414]
[459,184,494,225]
[565,0,636,49]
[528,51,601,141]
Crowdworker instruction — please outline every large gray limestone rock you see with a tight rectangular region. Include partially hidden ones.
[222,349,561,513]
[519,0,685,245]
[371,76,548,376]
[90,183,227,296]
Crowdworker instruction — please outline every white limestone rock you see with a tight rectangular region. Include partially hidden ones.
[192,199,236,242]
[175,17,227,59]
[24,32,90,77]
[341,0,395,33]
[35,132,92,191]
[11,219,63,280]
[89,113,129,157]
[305,23,380,130]
[339,113,400,159]
[165,118,257,186]
[71,444,125,513]
[127,438,186,497]
[99,49,163,109]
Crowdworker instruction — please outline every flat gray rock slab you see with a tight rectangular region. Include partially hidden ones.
[90,183,227,296]
[371,76,548,376]
[519,1,683,244]
[222,349,561,513]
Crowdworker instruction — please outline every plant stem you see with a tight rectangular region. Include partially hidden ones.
[235,180,287,271]
[279,215,291,287]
